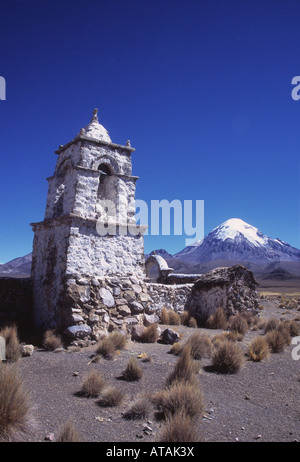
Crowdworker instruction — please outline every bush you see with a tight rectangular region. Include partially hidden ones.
[228,314,248,336]
[185,333,213,360]
[157,412,202,442]
[96,331,127,359]
[265,330,286,353]
[43,329,63,351]
[95,336,116,359]
[188,317,198,328]
[160,307,169,324]
[140,324,159,343]
[109,331,127,350]
[123,397,151,420]
[247,336,270,362]
[168,310,181,326]
[281,319,299,337]
[206,307,228,330]
[121,357,143,381]
[277,322,291,346]
[264,318,280,333]
[166,345,199,387]
[98,387,124,407]
[169,342,183,356]
[0,325,20,362]
[212,340,244,373]
[180,311,190,326]
[79,369,106,397]
[0,364,34,441]
[152,380,204,420]
[56,420,82,442]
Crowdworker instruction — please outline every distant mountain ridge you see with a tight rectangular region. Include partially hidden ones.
[149,218,300,278]
[174,218,300,264]
[1,218,299,279]
[0,253,32,277]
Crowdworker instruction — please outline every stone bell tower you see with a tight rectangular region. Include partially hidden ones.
[31,109,146,332]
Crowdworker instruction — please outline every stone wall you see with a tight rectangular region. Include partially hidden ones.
[186,265,259,322]
[61,276,192,344]
[0,265,260,346]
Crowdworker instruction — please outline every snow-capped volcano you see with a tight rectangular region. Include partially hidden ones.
[174,218,300,264]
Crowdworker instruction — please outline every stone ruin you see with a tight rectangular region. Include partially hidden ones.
[26,109,259,345]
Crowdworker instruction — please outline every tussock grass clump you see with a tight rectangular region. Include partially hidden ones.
[160,307,169,325]
[96,331,127,359]
[152,380,204,420]
[109,331,127,350]
[212,340,244,373]
[56,420,82,442]
[188,317,198,328]
[247,336,270,362]
[98,386,124,407]
[277,322,291,346]
[265,329,286,353]
[180,311,190,326]
[206,307,228,330]
[121,357,143,381]
[157,412,202,442]
[43,329,63,351]
[185,332,213,360]
[278,319,299,338]
[166,346,199,387]
[212,331,240,347]
[0,325,20,362]
[169,342,183,356]
[79,369,106,397]
[168,310,181,326]
[228,314,248,336]
[0,364,34,441]
[123,397,151,420]
[140,324,159,343]
[264,318,280,334]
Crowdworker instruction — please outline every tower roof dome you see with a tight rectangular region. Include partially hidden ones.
[79,108,111,143]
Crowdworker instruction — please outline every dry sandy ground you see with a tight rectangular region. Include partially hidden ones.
[12,296,300,445]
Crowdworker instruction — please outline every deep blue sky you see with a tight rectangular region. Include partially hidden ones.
[0,0,300,262]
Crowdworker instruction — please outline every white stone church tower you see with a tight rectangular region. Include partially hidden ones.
[31,109,146,332]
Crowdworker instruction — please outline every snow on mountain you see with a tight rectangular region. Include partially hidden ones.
[174,218,300,264]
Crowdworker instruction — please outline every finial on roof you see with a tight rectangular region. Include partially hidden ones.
[91,108,99,123]
[126,140,131,146]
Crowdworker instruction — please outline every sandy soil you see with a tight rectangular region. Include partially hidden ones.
[12,295,300,444]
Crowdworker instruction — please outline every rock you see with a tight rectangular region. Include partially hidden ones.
[115,298,128,306]
[110,317,123,327]
[102,313,110,324]
[70,314,84,324]
[132,284,142,294]
[131,324,146,341]
[144,313,159,326]
[125,317,138,326]
[20,344,34,357]
[89,313,100,324]
[130,301,144,314]
[99,288,115,307]
[160,328,180,345]
[117,305,131,317]
[65,324,92,339]
[138,292,150,302]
